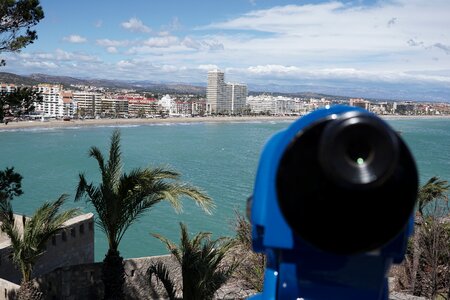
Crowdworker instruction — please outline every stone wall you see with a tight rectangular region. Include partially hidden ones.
[0,278,19,300]
[0,213,95,284]
[34,255,254,300]
[35,255,176,300]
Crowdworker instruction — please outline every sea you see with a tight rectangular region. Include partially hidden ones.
[0,118,449,261]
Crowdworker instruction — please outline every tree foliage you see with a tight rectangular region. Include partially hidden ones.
[0,87,42,121]
[0,166,23,201]
[0,194,79,299]
[417,176,449,217]
[75,129,213,300]
[148,223,237,300]
[0,0,44,65]
[396,176,450,299]
[231,211,266,292]
[0,194,78,282]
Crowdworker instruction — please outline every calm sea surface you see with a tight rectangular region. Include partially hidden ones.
[0,118,449,261]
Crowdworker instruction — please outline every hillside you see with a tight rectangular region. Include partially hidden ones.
[0,72,207,95]
[0,72,39,86]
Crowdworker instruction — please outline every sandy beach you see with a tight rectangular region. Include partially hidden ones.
[0,114,448,131]
[0,116,297,131]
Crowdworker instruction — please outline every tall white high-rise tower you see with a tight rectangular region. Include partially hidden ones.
[206,70,247,114]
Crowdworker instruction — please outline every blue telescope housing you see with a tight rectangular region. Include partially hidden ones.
[249,106,418,300]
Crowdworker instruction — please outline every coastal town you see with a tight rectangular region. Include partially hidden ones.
[1,70,450,125]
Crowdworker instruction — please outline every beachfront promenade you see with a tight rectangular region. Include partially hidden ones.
[1,114,449,131]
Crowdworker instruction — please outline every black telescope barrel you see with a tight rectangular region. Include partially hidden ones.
[276,111,418,254]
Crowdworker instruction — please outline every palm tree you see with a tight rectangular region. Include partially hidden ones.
[231,211,266,292]
[417,176,449,216]
[75,129,213,300]
[404,176,449,294]
[0,195,78,300]
[148,223,237,300]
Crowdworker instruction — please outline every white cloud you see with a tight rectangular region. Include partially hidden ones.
[63,35,87,43]
[182,37,202,50]
[96,39,130,48]
[166,17,181,31]
[143,36,179,48]
[107,47,118,54]
[203,1,450,56]
[52,49,99,63]
[239,64,450,84]
[121,17,151,33]
[247,65,299,75]
[22,61,58,69]
[198,64,219,71]
[117,60,135,68]
[161,64,178,72]
[158,31,171,36]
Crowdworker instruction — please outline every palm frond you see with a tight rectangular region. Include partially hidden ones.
[146,167,180,180]
[147,261,176,300]
[106,129,123,188]
[153,223,236,300]
[89,146,106,175]
[75,173,90,201]
[418,176,449,216]
[78,129,214,259]
[1,195,79,282]
[152,233,181,262]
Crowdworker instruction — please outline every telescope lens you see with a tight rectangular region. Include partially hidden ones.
[346,140,371,166]
[276,111,418,254]
[319,114,400,188]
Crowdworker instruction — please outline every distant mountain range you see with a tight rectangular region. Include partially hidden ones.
[1,72,448,102]
[0,72,207,95]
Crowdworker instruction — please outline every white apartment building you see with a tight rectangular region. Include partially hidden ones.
[206,70,247,114]
[62,91,74,117]
[0,83,17,93]
[206,70,224,114]
[35,84,64,118]
[73,92,103,118]
[101,96,129,117]
[158,94,176,114]
[127,96,156,117]
[224,83,247,114]
[247,95,308,115]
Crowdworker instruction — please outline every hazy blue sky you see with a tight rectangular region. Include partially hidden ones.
[2,0,450,100]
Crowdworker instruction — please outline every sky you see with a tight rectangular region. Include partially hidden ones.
[2,0,450,100]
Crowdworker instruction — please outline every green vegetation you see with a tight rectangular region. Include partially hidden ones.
[0,87,42,121]
[397,176,450,299]
[148,223,237,300]
[231,212,266,292]
[0,0,44,122]
[75,129,213,300]
[0,172,78,300]
[418,176,449,217]
[0,167,23,201]
[0,0,44,66]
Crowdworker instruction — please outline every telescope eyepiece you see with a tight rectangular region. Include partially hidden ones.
[276,111,418,255]
[319,113,399,189]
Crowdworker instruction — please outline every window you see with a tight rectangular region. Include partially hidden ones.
[71,228,76,237]
[52,235,56,245]
[80,224,85,234]
[62,231,67,242]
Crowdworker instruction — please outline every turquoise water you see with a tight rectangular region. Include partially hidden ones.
[0,119,449,261]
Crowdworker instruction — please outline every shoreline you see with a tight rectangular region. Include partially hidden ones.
[0,114,449,131]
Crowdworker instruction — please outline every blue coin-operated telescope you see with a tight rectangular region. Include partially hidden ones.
[249,106,418,300]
